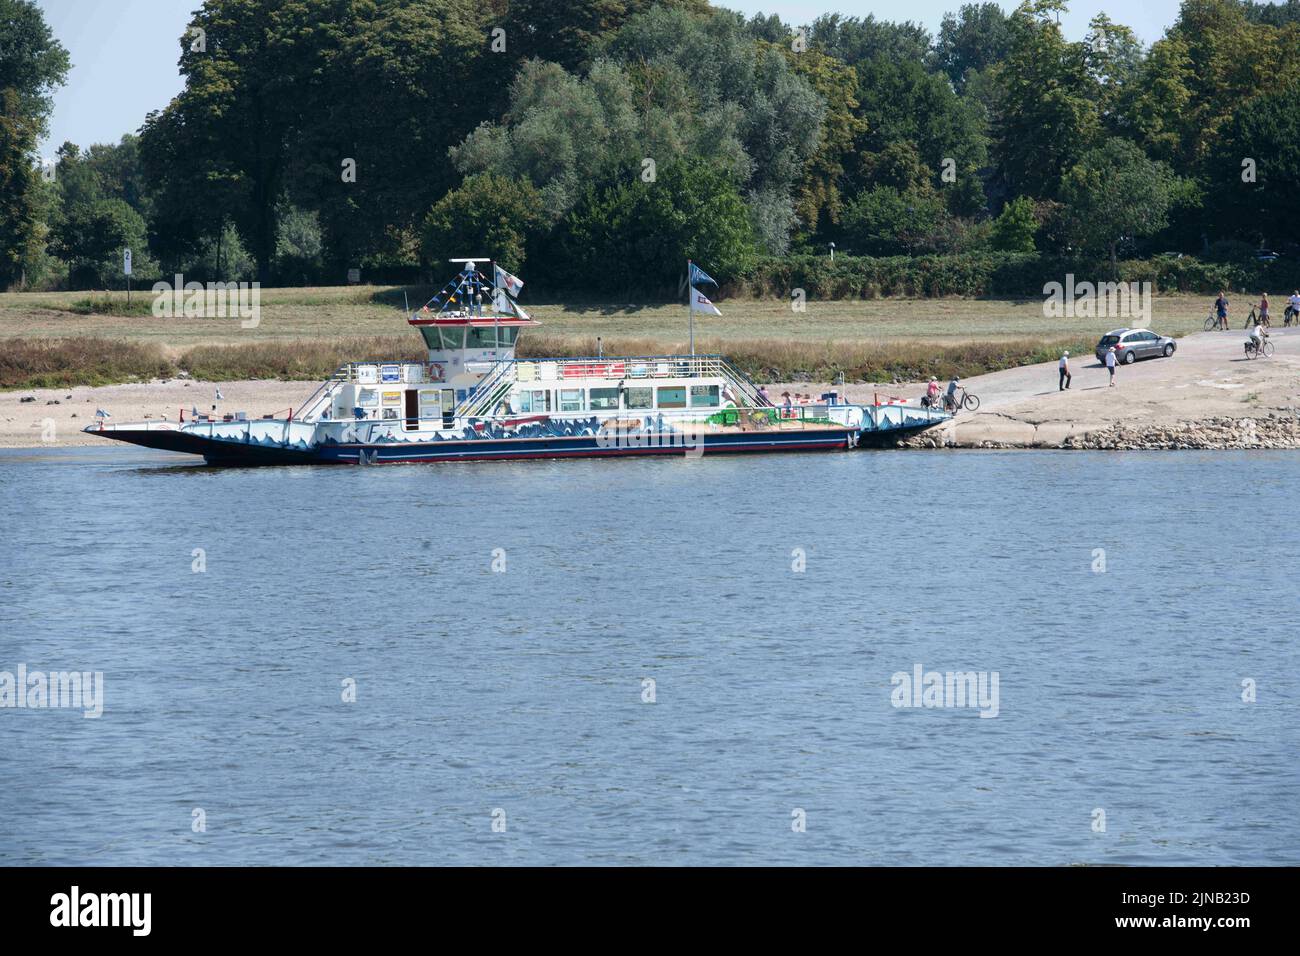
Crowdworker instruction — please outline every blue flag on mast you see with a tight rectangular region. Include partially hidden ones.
[688,262,716,287]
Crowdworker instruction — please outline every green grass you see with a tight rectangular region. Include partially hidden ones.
[1,285,1217,345]
[65,293,158,317]
[0,285,1219,390]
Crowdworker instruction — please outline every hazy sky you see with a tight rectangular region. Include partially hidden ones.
[35,0,1184,156]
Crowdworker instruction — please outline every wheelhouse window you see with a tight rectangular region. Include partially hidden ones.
[438,327,466,350]
[690,385,720,408]
[656,386,687,409]
[559,388,584,412]
[626,387,653,409]
[589,387,620,410]
[466,326,519,349]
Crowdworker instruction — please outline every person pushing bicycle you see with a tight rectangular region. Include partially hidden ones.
[944,376,961,413]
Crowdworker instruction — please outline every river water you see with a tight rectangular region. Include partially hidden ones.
[1,446,1297,865]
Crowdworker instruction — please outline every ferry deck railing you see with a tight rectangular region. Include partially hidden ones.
[457,353,775,415]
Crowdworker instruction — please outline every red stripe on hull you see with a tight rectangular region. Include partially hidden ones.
[365,439,847,463]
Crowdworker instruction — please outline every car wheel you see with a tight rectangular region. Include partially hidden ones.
[1162,343,1174,357]
[1123,350,1136,365]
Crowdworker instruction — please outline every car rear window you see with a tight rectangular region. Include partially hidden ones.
[1099,335,1120,346]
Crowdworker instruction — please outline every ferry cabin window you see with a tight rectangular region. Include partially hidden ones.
[656,386,687,409]
[518,389,552,413]
[625,387,653,409]
[559,388,584,412]
[589,387,619,410]
[466,326,518,349]
[438,327,466,350]
[690,385,720,408]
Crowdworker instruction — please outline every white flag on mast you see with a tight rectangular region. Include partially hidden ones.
[689,286,722,316]
[494,264,524,298]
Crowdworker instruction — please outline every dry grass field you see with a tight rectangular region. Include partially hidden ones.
[0,286,1221,388]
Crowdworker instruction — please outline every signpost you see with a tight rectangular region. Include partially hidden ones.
[123,248,132,306]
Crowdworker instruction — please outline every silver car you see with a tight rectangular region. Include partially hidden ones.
[1095,328,1176,365]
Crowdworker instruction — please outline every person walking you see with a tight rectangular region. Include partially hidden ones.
[1105,346,1117,386]
[1058,351,1072,391]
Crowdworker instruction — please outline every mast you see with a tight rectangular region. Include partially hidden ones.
[687,258,695,356]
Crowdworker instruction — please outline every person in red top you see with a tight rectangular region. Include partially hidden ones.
[925,377,941,407]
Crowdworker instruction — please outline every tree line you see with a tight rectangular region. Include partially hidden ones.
[2,0,1299,295]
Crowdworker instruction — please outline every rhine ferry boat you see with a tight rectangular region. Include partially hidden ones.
[86,261,947,465]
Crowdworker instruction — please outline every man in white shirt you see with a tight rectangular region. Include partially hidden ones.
[1058,351,1071,391]
[1288,291,1300,326]
[1105,347,1117,386]
[1249,321,1266,354]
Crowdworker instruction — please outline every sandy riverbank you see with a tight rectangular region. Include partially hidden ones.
[3,328,1298,450]
[768,327,1300,450]
[0,378,317,447]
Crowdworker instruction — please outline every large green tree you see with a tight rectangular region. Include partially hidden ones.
[556,158,755,293]
[840,185,948,256]
[504,0,678,73]
[50,196,154,288]
[142,0,497,281]
[783,45,865,237]
[0,0,69,288]
[808,14,930,65]
[458,6,825,255]
[420,173,544,272]
[989,1,1100,201]
[852,55,988,215]
[1060,138,1178,274]
[1210,79,1300,247]
[933,3,1013,90]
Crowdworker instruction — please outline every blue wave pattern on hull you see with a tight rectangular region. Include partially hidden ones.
[215,429,851,465]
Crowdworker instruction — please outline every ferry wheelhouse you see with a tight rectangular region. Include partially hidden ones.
[86,260,947,465]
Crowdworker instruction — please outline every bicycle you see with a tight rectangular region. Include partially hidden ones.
[1285,305,1298,327]
[1204,310,1230,331]
[1244,338,1274,359]
[943,388,980,413]
[1237,312,1268,335]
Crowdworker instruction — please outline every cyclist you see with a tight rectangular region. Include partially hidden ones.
[1214,291,1230,330]
[1247,320,1267,356]
[1258,293,1270,328]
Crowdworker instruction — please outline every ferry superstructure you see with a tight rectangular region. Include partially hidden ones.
[86,261,948,465]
